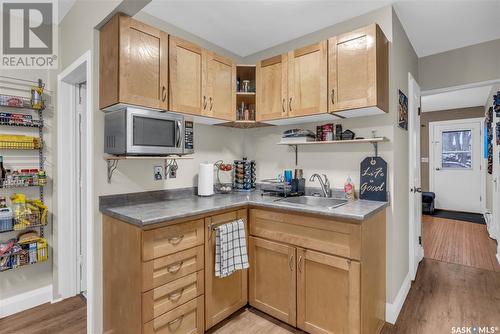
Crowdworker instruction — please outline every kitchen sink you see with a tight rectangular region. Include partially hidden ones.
[279,196,349,209]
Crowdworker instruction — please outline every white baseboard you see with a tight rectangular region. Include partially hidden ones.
[385,273,411,324]
[0,285,53,318]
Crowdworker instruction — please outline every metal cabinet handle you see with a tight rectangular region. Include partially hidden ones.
[162,86,167,102]
[166,261,184,273]
[288,97,292,112]
[203,96,207,110]
[209,97,213,111]
[167,288,185,302]
[168,235,184,245]
[289,255,294,271]
[298,256,303,273]
[331,89,335,104]
[167,315,184,327]
[282,98,286,114]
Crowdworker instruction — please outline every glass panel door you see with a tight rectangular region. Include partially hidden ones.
[441,130,472,169]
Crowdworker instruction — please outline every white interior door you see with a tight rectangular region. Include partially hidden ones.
[430,119,483,213]
[408,73,423,280]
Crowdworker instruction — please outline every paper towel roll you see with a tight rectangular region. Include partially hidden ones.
[198,162,214,196]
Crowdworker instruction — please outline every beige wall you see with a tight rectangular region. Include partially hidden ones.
[0,71,56,300]
[420,107,485,192]
[418,39,500,91]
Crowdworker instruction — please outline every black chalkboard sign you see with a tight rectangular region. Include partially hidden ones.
[360,157,387,201]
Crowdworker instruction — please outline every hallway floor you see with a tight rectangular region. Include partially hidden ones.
[422,215,500,272]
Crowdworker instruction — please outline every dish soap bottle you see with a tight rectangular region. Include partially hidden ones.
[344,176,355,201]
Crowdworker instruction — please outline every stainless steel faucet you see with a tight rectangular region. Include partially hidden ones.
[309,174,331,197]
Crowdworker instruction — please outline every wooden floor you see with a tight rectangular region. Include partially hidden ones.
[422,215,500,272]
[0,295,86,334]
[3,217,499,334]
[381,258,500,334]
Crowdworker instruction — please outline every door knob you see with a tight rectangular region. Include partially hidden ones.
[435,167,441,171]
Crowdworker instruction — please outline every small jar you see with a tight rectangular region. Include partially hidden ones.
[242,80,250,92]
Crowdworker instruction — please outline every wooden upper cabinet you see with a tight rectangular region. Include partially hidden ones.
[204,52,236,121]
[204,209,248,330]
[249,236,297,327]
[99,14,168,111]
[256,54,288,121]
[328,24,388,116]
[297,248,360,334]
[287,41,328,117]
[169,36,204,116]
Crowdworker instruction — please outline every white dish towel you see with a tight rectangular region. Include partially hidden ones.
[215,219,249,278]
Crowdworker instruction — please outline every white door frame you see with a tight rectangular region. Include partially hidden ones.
[429,117,486,213]
[408,73,424,280]
[56,51,93,329]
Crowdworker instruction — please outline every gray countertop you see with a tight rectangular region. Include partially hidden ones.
[100,190,388,228]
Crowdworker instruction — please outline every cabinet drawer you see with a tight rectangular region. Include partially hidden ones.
[143,295,204,334]
[249,209,361,260]
[143,245,204,291]
[143,219,204,261]
[143,271,204,323]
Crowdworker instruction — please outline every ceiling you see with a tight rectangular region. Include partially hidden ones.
[141,0,500,58]
[421,85,492,113]
[393,1,500,57]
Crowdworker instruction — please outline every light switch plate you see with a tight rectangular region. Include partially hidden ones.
[154,166,163,180]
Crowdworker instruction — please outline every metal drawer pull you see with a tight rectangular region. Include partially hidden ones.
[167,235,184,245]
[282,98,286,114]
[167,288,185,302]
[288,97,292,111]
[289,255,294,271]
[167,315,184,327]
[209,97,213,111]
[203,96,207,110]
[298,256,303,273]
[331,89,335,104]
[167,261,184,273]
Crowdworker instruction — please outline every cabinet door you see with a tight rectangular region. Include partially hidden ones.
[328,24,387,113]
[249,236,296,326]
[205,209,248,330]
[297,248,360,334]
[169,36,204,115]
[119,16,168,110]
[287,41,327,117]
[205,52,236,120]
[256,54,288,121]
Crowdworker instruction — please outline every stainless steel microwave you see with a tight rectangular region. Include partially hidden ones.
[104,107,194,156]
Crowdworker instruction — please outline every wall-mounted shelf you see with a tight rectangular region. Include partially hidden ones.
[278,137,389,165]
[104,155,193,183]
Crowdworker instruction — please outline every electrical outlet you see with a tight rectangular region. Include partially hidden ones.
[169,166,177,178]
[154,166,163,180]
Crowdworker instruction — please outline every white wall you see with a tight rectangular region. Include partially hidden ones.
[0,71,56,302]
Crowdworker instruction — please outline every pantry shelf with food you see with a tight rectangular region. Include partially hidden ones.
[0,79,49,273]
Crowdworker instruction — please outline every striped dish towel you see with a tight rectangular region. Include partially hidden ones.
[215,219,249,278]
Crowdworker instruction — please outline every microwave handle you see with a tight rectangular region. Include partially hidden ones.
[176,120,182,149]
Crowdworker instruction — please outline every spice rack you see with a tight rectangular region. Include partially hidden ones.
[0,78,48,272]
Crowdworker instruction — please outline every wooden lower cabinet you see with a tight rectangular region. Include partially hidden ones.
[248,236,297,326]
[204,209,248,330]
[297,248,360,334]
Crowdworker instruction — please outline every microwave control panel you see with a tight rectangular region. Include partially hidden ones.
[184,121,194,151]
